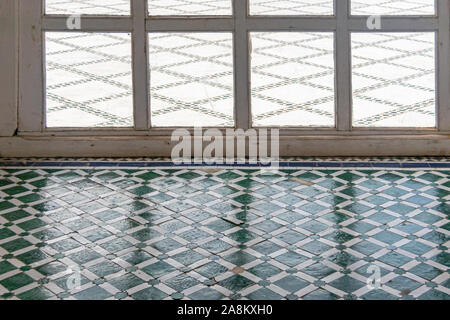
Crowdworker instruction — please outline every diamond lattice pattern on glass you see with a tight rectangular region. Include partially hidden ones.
[149,33,234,127]
[45,32,134,128]
[351,0,435,15]
[45,0,130,15]
[251,32,336,127]
[250,0,334,15]
[148,0,232,15]
[352,32,436,128]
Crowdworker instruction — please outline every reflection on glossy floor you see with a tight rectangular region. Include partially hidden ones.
[0,162,448,300]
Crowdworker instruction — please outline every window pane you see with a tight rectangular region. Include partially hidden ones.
[352,33,436,128]
[251,32,335,127]
[45,32,133,128]
[149,33,234,127]
[148,0,232,15]
[250,0,334,15]
[45,0,130,15]
[351,0,435,15]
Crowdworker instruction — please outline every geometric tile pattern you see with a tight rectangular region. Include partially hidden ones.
[0,166,448,300]
[45,32,134,128]
[352,32,436,128]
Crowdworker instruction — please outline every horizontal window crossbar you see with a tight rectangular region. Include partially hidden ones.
[42,16,439,32]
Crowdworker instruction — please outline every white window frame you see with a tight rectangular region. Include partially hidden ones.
[0,0,449,157]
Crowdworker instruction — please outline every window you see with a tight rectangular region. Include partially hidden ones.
[15,0,450,155]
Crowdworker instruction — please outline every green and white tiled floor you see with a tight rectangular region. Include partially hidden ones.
[0,162,448,300]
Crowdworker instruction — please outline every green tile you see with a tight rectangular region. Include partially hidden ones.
[299,220,329,233]
[274,275,309,293]
[73,286,112,300]
[0,273,34,291]
[248,263,281,280]
[275,251,308,267]
[206,219,235,233]
[151,239,182,253]
[372,230,403,245]
[253,220,282,233]
[0,261,17,275]
[362,289,398,300]
[179,229,210,242]
[350,241,383,256]
[3,186,29,196]
[418,289,450,300]
[108,273,145,291]
[88,261,122,278]
[378,252,412,268]
[302,240,332,255]
[247,288,282,300]
[194,262,227,279]
[64,218,95,231]
[200,239,232,254]
[275,230,306,244]
[100,238,132,253]
[302,289,339,300]
[80,228,112,242]
[400,241,433,256]
[224,251,257,266]
[120,250,152,266]
[132,287,168,300]
[129,228,161,242]
[16,249,49,265]
[431,252,450,268]
[2,210,31,221]
[142,261,176,278]
[329,275,366,293]
[324,231,355,244]
[301,263,336,279]
[189,288,224,300]
[422,231,449,245]
[49,238,81,252]
[327,251,360,268]
[0,228,15,240]
[219,275,254,292]
[17,287,54,300]
[386,275,421,293]
[172,250,205,266]
[67,249,102,265]
[252,241,283,255]
[228,230,258,243]
[165,274,199,292]
[36,261,68,276]
[1,238,32,252]
[408,263,443,281]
